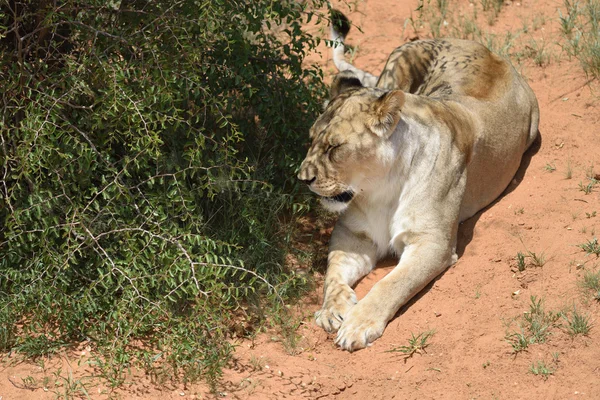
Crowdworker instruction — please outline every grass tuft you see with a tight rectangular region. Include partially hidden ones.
[580,268,600,300]
[505,296,562,353]
[563,307,593,336]
[559,0,600,79]
[530,360,555,379]
[579,238,600,257]
[387,330,436,359]
[515,250,547,270]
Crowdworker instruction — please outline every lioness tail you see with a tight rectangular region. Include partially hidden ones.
[330,10,378,87]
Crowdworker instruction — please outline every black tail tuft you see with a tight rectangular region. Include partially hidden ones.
[330,9,351,38]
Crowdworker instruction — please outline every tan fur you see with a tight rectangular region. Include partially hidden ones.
[298,17,539,351]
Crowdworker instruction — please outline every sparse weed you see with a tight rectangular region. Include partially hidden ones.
[514,250,546,270]
[485,31,518,58]
[506,296,562,353]
[51,368,91,400]
[524,296,560,343]
[387,330,435,359]
[530,360,555,379]
[527,38,551,66]
[481,0,504,25]
[585,163,596,180]
[544,162,557,172]
[580,268,600,300]
[532,14,548,31]
[586,211,597,218]
[505,329,532,353]
[454,14,483,40]
[269,306,306,355]
[516,252,527,272]
[563,307,592,336]
[565,158,573,179]
[249,355,267,371]
[579,238,600,256]
[579,181,595,194]
[559,0,600,79]
[559,0,580,36]
[23,375,39,390]
[529,251,547,267]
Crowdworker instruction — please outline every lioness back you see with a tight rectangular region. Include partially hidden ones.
[377,38,539,220]
[377,39,509,100]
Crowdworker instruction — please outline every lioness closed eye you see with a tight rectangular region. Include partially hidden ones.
[297,10,539,351]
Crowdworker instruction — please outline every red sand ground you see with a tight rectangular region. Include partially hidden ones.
[2,0,599,398]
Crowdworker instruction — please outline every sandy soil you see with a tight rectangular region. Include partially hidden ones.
[2,0,599,398]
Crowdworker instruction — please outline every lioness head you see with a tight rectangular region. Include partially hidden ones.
[298,72,405,212]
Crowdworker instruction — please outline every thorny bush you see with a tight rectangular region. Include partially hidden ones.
[0,0,328,387]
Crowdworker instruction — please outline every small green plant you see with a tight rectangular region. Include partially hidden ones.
[387,330,436,359]
[516,252,527,271]
[559,0,600,79]
[585,163,596,180]
[529,251,547,267]
[559,0,580,36]
[527,38,551,66]
[580,268,600,300]
[579,238,600,257]
[249,355,267,371]
[579,181,595,194]
[586,211,597,218]
[506,296,562,353]
[530,360,554,379]
[270,306,305,355]
[517,250,547,269]
[485,31,517,58]
[532,14,548,31]
[51,369,91,399]
[563,307,592,336]
[544,162,557,172]
[20,375,41,390]
[454,13,483,40]
[523,296,560,343]
[506,330,532,353]
[481,0,504,25]
[565,158,573,179]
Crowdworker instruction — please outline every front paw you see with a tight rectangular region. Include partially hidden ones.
[334,303,386,351]
[315,284,357,333]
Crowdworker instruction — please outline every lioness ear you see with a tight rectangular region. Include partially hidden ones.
[369,90,405,137]
[330,71,363,99]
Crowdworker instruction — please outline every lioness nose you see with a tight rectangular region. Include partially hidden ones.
[297,165,316,185]
[299,176,316,185]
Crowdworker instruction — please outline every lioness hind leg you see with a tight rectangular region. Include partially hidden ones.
[315,224,377,333]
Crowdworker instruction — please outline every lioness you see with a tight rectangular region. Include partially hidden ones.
[297,10,539,351]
